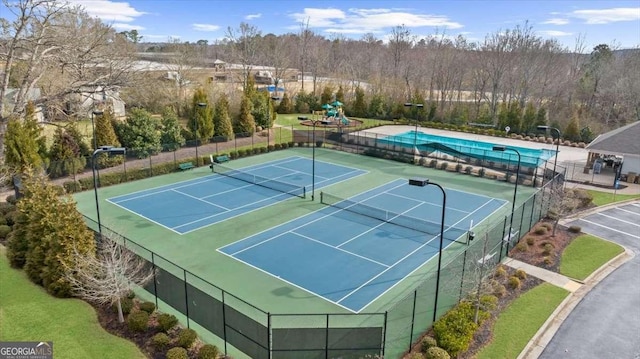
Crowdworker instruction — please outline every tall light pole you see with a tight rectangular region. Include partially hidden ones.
[404,103,424,149]
[90,110,103,150]
[311,112,320,201]
[92,146,126,233]
[408,178,445,323]
[537,125,561,179]
[195,102,207,165]
[493,146,521,256]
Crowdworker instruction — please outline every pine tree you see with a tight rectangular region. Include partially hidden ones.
[277,93,294,114]
[534,107,547,128]
[320,85,333,105]
[66,122,91,158]
[295,90,310,114]
[160,107,185,151]
[118,108,162,158]
[521,103,537,134]
[3,117,43,171]
[234,94,256,135]
[351,87,367,117]
[190,88,214,143]
[564,114,580,142]
[367,94,387,119]
[19,170,96,297]
[94,110,123,168]
[335,85,345,104]
[48,127,87,178]
[213,94,234,140]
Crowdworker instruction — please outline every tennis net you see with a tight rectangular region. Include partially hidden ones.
[213,163,306,198]
[320,192,468,240]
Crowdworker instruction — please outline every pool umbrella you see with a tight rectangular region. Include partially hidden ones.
[321,103,334,109]
[331,100,343,107]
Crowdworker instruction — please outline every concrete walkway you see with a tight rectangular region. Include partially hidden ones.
[505,245,634,359]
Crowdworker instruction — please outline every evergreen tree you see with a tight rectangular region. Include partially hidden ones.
[66,122,91,158]
[277,93,294,114]
[534,107,547,128]
[564,114,580,142]
[48,127,87,178]
[160,107,185,151]
[506,101,522,133]
[367,93,387,119]
[213,94,234,139]
[496,102,509,132]
[94,110,123,168]
[335,85,345,104]
[320,85,333,105]
[3,117,43,171]
[24,102,48,160]
[351,87,367,117]
[235,94,255,135]
[6,210,29,268]
[251,91,269,129]
[190,88,214,143]
[118,108,162,158]
[295,90,310,114]
[476,104,493,124]
[18,171,96,297]
[521,103,537,134]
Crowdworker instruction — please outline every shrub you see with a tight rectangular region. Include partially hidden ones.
[166,347,188,359]
[493,284,507,297]
[139,301,156,314]
[425,346,451,359]
[0,224,11,239]
[516,241,528,252]
[127,291,136,299]
[480,295,498,311]
[568,225,581,233]
[508,276,521,289]
[515,269,527,280]
[464,166,473,174]
[433,301,477,357]
[543,256,553,266]
[478,168,486,177]
[534,226,548,235]
[541,222,553,230]
[114,297,134,315]
[526,236,535,245]
[177,328,197,348]
[407,353,424,359]
[197,344,220,359]
[455,163,463,172]
[421,336,438,352]
[158,313,179,332]
[494,266,507,278]
[127,311,149,332]
[152,332,170,350]
[542,243,554,255]
[439,162,449,170]
[429,159,437,168]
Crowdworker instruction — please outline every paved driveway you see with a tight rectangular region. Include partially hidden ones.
[539,201,640,359]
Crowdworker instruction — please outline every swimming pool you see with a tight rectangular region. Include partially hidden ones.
[378,131,555,167]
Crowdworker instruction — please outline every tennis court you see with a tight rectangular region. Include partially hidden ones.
[107,156,366,234]
[219,178,508,312]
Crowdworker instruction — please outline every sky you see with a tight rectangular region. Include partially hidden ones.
[11,0,640,51]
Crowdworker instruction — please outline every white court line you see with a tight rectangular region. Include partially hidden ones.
[106,199,183,235]
[597,212,640,227]
[337,197,499,306]
[578,218,640,239]
[272,164,330,181]
[386,191,468,214]
[216,248,359,313]
[292,231,390,268]
[612,207,640,216]
[171,189,230,211]
[112,176,220,203]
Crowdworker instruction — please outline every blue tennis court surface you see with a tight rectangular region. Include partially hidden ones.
[107,157,366,234]
[219,179,507,312]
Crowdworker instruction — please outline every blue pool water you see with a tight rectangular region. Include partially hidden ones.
[378,131,556,167]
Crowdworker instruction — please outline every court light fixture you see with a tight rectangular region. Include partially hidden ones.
[408,177,446,323]
[492,146,521,257]
[92,146,126,233]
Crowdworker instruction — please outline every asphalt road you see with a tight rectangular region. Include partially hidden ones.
[539,202,640,359]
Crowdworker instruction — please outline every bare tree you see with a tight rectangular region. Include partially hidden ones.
[544,184,583,236]
[65,235,155,323]
[226,22,261,89]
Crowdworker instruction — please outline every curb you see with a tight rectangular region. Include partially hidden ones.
[517,245,634,359]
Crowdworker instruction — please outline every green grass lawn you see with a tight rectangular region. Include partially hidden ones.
[559,234,624,280]
[476,283,569,359]
[0,247,146,359]
[587,189,640,206]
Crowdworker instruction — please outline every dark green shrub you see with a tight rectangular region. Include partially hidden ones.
[166,347,188,359]
[0,216,6,225]
[113,297,134,315]
[464,166,473,174]
[177,328,197,348]
[515,269,527,280]
[127,311,149,332]
[139,301,156,314]
[4,211,18,226]
[152,332,170,350]
[421,336,438,352]
[158,313,179,332]
[568,225,581,233]
[455,163,463,172]
[6,195,17,205]
[425,346,450,359]
[127,291,136,299]
[429,159,437,168]
[0,224,11,239]
[298,141,305,147]
[534,226,547,235]
[0,202,15,215]
[197,344,220,359]
[439,162,449,170]
[508,276,521,289]
[433,301,477,357]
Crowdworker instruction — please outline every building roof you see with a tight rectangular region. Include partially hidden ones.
[586,121,640,156]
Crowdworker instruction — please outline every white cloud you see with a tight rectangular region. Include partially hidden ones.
[245,13,262,20]
[571,7,640,24]
[68,0,146,22]
[112,23,144,31]
[538,30,573,37]
[289,7,463,34]
[192,23,220,32]
[542,18,570,25]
